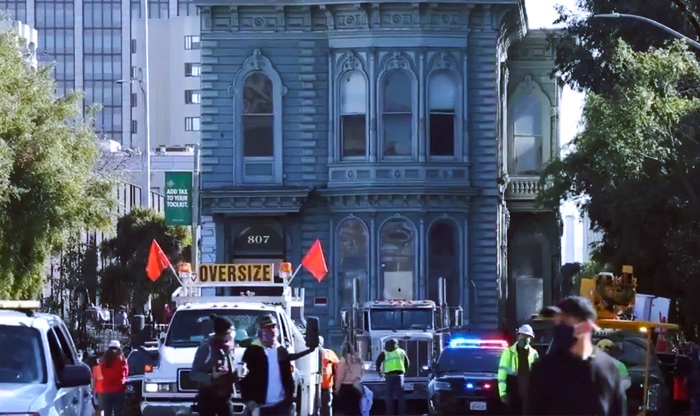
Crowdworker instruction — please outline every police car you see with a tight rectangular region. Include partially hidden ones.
[427,338,506,415]
[0,300,94,416]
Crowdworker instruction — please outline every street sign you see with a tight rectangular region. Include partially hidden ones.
[164,172,192,226]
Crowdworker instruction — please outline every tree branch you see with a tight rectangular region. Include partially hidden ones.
[670,0,700,40]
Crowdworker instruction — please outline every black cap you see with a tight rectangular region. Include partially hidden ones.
[541,296,597,322]
[210,314,233,335]
[259,314,278,329]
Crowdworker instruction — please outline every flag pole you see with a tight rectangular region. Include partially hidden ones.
[286,264,303,286]
[169,263,185,287]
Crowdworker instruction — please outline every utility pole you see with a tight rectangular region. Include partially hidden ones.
[141,0,151,208]
[191,144,200,275]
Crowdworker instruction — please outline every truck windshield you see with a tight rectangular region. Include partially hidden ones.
[436,348,501,374]
[166,310,270,347]
[370,309,433,330]
[0,325,46,384]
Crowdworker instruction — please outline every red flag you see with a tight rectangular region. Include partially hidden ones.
[146,240,171,282]
[301,239,328,282]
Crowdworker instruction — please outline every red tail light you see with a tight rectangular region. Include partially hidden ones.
[483,383,492,389]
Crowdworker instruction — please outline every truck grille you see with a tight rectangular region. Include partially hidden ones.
[178,369,198,392]
[398,339,430,378]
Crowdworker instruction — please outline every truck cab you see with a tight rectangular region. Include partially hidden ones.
[140,261,320,416]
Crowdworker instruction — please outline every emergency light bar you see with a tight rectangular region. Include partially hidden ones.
[449,338,508,349]
[0,300,41,310]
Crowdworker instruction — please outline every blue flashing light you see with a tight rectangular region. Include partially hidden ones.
[449,338,508,349]
[466,383,475,389]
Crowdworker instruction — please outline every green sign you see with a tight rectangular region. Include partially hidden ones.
[164,172,192,226]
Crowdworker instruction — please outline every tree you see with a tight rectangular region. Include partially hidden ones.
[99,208,189,312]
[553,0,700,92]
[0,22,114,299]
[540,40,700,334]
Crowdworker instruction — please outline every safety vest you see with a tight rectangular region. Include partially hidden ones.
[382,348,407,374]
[616,360,629,380]
[321,349,339,389]
[497,343,538,398]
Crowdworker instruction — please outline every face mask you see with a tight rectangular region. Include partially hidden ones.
[517,338,530,348]
[551,323,576,352]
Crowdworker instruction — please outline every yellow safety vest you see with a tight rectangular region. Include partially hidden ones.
[382,348,407,374]
[497,343,538,398]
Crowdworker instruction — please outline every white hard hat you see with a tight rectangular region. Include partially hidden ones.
[108,340,121,349]
[517,324,535,338]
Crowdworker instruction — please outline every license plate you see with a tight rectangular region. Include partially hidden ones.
[403,383,414,391]
[469,402,487,411]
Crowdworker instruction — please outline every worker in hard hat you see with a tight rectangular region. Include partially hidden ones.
[498,324,539,416]
[596,339,631,391]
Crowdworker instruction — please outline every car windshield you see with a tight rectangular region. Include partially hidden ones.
[436,348,501,374]
[370,309,433,330]
[0,325,46,384]
[166,309,271,347]
[127,349,159,376]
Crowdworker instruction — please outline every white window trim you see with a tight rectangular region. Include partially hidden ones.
[426,52,462,162]
[507,74,552,176]
[335,51,370,162]
[377,51,418,161]
[230,49,287,185]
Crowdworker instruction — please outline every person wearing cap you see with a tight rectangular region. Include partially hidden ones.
[240,313,318,416]
[497,324,539,415]
[375,338,409,416]
[596,339,631,391]
[99,340,129,416]
[190,314,238,416]
[319,336,339,416]
[529,296,627,416]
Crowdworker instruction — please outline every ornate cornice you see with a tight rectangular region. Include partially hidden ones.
[321,186,479,212]
[202,187,312,215]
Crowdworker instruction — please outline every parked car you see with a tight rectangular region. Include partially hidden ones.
[124,342,159,416]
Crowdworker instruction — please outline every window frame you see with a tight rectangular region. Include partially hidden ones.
[185,62,200,77]
[378,53,418,161]
[378,217,418,299]
[185,117,200,131]
[334,216,370,316]
[426,59,462,161]
[507,75,552,176]
[184,35,200,50]
[185,89,201,104]
[335,53,369,162]
[231,49,287,185]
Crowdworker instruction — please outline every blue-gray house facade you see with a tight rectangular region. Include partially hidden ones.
[195,0,561,345]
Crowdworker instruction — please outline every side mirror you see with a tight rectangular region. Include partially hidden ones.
[306,316,320,349]
[59,364,92,388]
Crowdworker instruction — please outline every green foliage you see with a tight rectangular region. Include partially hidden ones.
[540,40,700,334]
[99,208,189,310]
[553,0,700,92]
[0,23,114,299]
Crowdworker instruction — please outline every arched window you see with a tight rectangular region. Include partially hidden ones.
[382,71,413,157]
[243,73,273,158]
[428,72,457,157]
[340,72,367,159]
[428,221,459,306]
[379,219,416,299]
[512,94,543,174]
[337,219,369,310]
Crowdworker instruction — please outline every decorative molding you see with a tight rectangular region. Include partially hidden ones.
[429,51,458,72]
[505,177,542,201]
[328,163,470,186]
[337,51,364,73]
[200,7,212,31]
[322,187,478,213]
[320,5,335,29]
[202,188,311,215]
[386,50,412,71]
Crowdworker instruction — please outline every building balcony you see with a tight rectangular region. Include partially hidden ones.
[506,176,542,201]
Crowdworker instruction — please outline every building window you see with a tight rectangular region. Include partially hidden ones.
[380,219,416,299]
[382,71,413,158]
[130,39,137,54]
[185,63,200,77]
[184,35,200,50]
[242,73,273,158]
[511,223,547,321]
[428,72,457,157]
[131,93,137,107]
[340,72,367,159]
[185,90,201,104]
[131,120,137,134]
[185,117,200,131]
[428,221,459,306]
[337,218,369,311]
[512,95,543,174]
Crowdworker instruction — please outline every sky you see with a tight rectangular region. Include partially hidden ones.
[523,0,589,263]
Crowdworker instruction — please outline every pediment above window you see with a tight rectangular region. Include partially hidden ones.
[202,188,311,215]
[337,51,365,73]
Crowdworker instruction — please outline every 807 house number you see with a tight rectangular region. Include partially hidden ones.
[248,235,270,244]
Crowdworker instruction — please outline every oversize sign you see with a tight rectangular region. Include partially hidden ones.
[164,172,192,226]
[194,263,276,286]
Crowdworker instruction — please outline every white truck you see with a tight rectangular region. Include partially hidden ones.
[341,278,462,408]
[140,262,321,416]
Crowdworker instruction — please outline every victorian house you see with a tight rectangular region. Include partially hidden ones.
[195,0,561,344]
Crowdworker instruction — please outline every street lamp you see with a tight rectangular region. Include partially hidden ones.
[116,0,151,209]
[593,13,700,51]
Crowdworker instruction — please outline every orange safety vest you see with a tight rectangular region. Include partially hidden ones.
[321,349,339,389]
[92,364,104,394]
